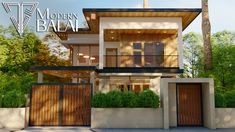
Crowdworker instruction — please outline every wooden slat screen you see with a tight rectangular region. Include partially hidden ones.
[30,85,60,126]
[177,84,202,126]
[62,84,91,126]
[30,84,91,126]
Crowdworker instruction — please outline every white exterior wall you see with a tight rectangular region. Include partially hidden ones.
[99,17,183,69]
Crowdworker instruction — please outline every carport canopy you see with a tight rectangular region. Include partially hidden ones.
[31,66,97,83]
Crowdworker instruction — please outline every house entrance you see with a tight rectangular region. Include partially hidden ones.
[29,83,91,126]
[106,48,117,67]
[177,84,203,126]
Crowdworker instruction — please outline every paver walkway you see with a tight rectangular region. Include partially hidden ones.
[1,127,235,132]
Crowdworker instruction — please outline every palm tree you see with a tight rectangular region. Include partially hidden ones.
[202,0,212,70]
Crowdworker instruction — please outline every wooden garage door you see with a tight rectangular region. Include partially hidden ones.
[177,84,202,126]
[30,84,91,126]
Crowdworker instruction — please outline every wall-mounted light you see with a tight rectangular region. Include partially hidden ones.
[111,36,114,40]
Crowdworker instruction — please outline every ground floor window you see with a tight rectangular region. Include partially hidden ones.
[116,83,150,93]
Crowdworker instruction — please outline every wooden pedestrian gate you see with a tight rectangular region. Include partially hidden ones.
[29,83,91,126]
[177,84,203,126]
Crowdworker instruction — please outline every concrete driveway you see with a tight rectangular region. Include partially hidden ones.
[2,127,233,132]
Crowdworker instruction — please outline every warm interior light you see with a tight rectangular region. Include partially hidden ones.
[83,55,89,59]
[110,31,114,34]
[90,57,95,60]
[78,53,84,56]
[111,37,114,39]
[137,31,141,34]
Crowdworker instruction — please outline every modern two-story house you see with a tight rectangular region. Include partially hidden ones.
[30,8,215,129]
[56,8,196,94]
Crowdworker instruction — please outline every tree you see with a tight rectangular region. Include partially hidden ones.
[202,0,213,70]
[182,32,203,78]
[211,31,235,92]
[43,22,69,60]
[0,25,71,107]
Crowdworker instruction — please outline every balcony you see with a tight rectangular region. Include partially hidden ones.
[104,55,179,68]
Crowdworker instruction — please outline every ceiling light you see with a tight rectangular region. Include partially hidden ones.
[78,53,84,56]
[90,57,95,60]
[111,31,114,34]
[83,55,89,59]
[111,37,114,40]
[137,31,141,34]
[86,17,90,21]
[91,13,96,20]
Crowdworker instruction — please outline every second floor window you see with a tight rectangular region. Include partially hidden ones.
[133,43,142,67]
[133,42,164,67]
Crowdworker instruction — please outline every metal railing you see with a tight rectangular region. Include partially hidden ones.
[104,55,179,68]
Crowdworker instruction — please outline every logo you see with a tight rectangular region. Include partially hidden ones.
[2,2,38,36]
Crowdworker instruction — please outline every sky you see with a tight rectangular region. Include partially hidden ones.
[0,0,234,37]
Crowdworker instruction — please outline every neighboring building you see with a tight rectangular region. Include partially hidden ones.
[31,8,215,129]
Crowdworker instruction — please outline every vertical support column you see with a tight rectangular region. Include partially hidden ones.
[177,18,183,69]
[72,46,78,83]
[208,79,216,129]
[37,71,43,83]
[160,79,169,129]
[99,20,104,69]
[72,46,78,66]
[90,71,95,95]
[150,77,161,95]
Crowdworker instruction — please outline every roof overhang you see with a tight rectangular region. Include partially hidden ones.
[32,66,97,78]
[55,8,201,40]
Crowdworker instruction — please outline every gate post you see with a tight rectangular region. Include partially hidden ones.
[90,71,95,95]
[37,71,43,83]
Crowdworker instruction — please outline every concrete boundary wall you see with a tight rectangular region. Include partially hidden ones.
[0,108,29,129]
[215,108,235,128]
[91,108,163,128]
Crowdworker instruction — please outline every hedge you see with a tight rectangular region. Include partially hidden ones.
[0,73,34,108]
[224,90,235,108]
[215,92,226,108]
[92,90,160,108]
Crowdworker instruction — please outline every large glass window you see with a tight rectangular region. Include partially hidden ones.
[144,42,164,67]
[78,45,99,66]
[133,43,142,67]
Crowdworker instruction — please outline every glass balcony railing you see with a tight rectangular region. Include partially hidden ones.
[104,55,179,68]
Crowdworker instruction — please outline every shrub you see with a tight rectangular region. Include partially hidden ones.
[106,91,123,107]
[91,92,107,108]
[0,73,34,108]
[91,90,160,108]
[1,90,26,108]
[137,90,160,108]
[121,91,137,107]
[225,90,235,108]
[215,92,226,108]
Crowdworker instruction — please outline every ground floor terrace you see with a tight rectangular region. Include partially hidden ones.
[28,66,216,129]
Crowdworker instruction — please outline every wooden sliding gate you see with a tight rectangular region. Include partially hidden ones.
[29,83,91,126]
